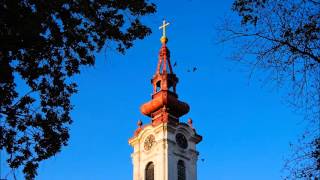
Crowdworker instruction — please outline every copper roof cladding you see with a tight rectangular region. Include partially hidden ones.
[140,36,190,126]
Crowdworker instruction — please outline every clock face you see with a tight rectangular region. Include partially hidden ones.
[144,134,156,151]
[176,133,188,149]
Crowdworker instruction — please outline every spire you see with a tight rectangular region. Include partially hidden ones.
[140,20,189,126]
[156,19,173,74]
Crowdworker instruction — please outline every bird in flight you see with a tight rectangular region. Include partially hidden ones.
[193,67,197,72]
[187,67,198,72]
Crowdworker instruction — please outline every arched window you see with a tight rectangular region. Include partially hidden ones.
[177,160,186,180]
[168,80,174,92]
[156,81,161,92]
[145,162,154,180]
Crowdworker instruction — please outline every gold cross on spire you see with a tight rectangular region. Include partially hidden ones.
[159,19,170,37]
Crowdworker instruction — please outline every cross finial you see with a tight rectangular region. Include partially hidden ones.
[159,19,170,38]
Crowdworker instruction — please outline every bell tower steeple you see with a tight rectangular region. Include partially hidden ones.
[141,20,190,127]
[129,20,202,180]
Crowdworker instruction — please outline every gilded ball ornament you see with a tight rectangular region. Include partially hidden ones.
[160,36,168,44]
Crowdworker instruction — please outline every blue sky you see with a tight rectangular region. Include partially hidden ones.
[1,0,305,179]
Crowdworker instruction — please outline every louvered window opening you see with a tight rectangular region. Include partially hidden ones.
[145,162,154,180]
[177,160,186,180]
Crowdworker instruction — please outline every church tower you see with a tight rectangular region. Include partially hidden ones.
[129,20,202,180]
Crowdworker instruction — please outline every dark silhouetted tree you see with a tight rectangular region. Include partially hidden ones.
[219,0,319,179]
[0,0,156,179]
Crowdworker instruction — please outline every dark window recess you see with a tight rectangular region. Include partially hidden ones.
[168,83,174,92]
[145,162,154,180]
[177,160,186,180]
[156,81,161,92]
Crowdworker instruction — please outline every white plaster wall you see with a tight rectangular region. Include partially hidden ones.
[129,123,200,180]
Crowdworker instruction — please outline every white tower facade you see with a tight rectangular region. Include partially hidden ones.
[129,121,201,180]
